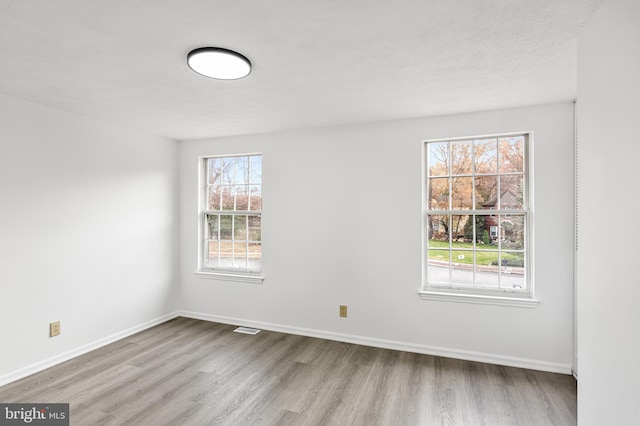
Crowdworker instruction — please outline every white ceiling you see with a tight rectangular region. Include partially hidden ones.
[0,0,603,141]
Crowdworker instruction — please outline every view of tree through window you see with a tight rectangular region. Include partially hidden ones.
[425,135,528,291]
[202,154,262,273]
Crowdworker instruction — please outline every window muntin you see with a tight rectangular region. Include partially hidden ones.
[202,154,262,274]
[424,135,528,293]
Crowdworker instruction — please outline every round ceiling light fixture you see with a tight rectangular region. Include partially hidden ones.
[187,47,252,80]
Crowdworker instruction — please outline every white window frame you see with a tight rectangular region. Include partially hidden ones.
[195,153,264,284]
[420,132,538,307]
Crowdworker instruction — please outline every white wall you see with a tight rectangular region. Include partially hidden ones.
[179,102,575,372]
[0,94,574,383]
[577,0,640,423]
[0,94,179,381]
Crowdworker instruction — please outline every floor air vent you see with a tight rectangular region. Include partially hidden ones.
[233,326,261,335]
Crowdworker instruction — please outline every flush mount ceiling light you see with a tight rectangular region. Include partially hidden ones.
[187,47,252,80]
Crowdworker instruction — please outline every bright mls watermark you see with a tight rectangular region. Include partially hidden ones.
[0,404,68,425]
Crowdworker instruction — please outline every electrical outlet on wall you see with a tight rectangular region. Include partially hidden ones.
[339,305,348,318]
[50,321,61,337]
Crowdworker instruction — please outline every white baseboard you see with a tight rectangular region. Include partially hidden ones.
[180,310,572,375]
[0,312,180,387]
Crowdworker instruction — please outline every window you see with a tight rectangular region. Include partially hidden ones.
[422,134,535,306]
[198,154,263,282]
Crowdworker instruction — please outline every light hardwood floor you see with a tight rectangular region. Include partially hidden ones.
[0,317,576,425]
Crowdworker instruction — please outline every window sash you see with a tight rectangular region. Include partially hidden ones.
[425,213,527,291]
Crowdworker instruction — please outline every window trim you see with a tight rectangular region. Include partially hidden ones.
[194,270,264,284]
[196,153,264,283]
[421,132,537,307]
[417,289,538,308]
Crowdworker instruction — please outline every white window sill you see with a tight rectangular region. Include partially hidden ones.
[418,290,539,308]
[195,271,264,284]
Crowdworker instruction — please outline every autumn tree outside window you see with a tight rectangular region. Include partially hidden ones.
[423,134,531,301]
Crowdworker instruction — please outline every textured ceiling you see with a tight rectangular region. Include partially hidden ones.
[0,0,603,140]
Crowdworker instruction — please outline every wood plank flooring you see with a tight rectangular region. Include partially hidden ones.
[0,317,576,425]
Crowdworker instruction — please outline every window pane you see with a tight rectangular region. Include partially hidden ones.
[451,141,472,175]
[451,176,472,210]
[234,215,247,240]
[500,252,525,289]
[206,214,219,240]
[475,251,499,288]
[206,241,219,268]
[221,157,235,185]
[249,184,262,211]
[500,175,524,209]
[428,142,449,177]
[219,241,233,269]
[428,214,450,244]
[451,214,471,242]
[427,249,450,284]
[220,215,233,239]
[500,214,525,250]
[233,242,248,269]
[474,138,497,174]
[450,216,474,286]
[499,136,524,173]
[208,186,221,211]
[475,215,498,245]
[451,251,473,287]
[235,156,249,185]
[428,177,449,210]
[207,158,222,185]
[475,176,498,209]
[235,185,249,210]
[250,155,262,184]
[476,250,499,266]
[248,215,261,241]
[221,186,234,210]
[248,242,262,271]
